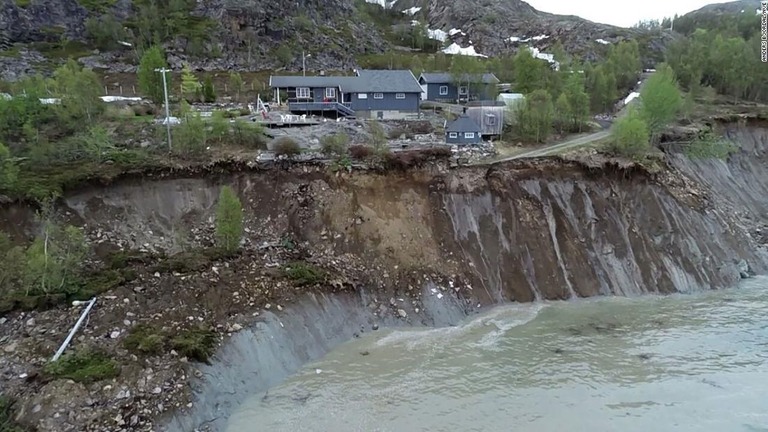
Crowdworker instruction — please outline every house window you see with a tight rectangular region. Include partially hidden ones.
[448,132,458,138]
[373,93,384,99]
[485,114,496,126]
[459,86,468,95]
[296,87,310,99]
[325,87,336,98]
[439,86,448,95]
[395,93,405,99]
[358,93,367,99]
[464,132,475,139]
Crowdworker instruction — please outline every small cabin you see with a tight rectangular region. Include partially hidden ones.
[445,112,482,145]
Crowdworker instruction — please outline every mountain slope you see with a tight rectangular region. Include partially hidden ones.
[407,0,674,63]
[0,0,675,74]
[686,0,762,15]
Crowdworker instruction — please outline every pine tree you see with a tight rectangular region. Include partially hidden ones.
[181,64,201,102]
[215,186,243,255]
[228,72,244,102]
[0,142,18,190]
[202,76,216,103]
[554,93,571,134]
[138,45,169,104]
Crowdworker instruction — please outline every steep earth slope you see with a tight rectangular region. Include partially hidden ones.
[2,122,768,431]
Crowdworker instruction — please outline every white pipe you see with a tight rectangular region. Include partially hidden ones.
[51,298,97,362]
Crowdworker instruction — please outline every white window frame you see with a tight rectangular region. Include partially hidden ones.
[325,87,336,98]
[458,86,468,95]
[464,132,475,139]
[358,93,367,99]
[373,93,384,99]
[439,85,449,95]
[395,93,405,99]
[485,114,496,126]
[448,132,458,139]
[296,87,310,99]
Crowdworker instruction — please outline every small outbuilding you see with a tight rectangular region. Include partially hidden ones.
[445,111,482,145]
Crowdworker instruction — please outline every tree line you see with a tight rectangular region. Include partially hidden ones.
[665,28,767,102]
[488,40,642,143]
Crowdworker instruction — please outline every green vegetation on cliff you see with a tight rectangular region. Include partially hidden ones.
[0,47,268,203]
[215,186,244,255]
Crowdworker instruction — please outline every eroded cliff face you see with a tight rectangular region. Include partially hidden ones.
[6,126,763,305]
[2,124,768,432]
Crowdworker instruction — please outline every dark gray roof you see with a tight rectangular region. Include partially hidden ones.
[345,70,423,93]
[419,72,500,84]
[269,70,422,93]
[269,76,358,88]
[445,114,482,133]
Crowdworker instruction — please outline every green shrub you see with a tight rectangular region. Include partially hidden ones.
[171,326,217,363]
[273,137,301,157]
[282,261,327,286]
[44,348,120,384]
[320,133,350,156]
[608,108,650,158]
[215,186,243,254]
[348,145,373,159]
[152,247,230,273]
[0,396,26,432]
[231,121,267,149]
[124,324,165,355]
[684,130,738,159]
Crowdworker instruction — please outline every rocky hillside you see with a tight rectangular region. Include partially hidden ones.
[415,0,674,61]
[684,0,762,15]
[0,0,674,75]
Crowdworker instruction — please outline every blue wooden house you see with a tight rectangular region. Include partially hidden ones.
[418,72,500,104]
[269,69,423,119]
[445,111,483,145]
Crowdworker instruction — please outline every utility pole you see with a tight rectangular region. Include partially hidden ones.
[302,51,311,76]
[155,67,172,150]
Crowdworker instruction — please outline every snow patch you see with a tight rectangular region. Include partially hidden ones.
[363,0,396,8]
[449,28,466,36]
[118,41,132,47]
[596,38,610,45]
[529,47,559,70]
[442,43,487,57]
[624,92,640,105]
[427,28,448,42]
[508,34,549,43]
[402,6,421,15]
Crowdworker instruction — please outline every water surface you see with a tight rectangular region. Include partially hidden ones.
[227,278,768,432]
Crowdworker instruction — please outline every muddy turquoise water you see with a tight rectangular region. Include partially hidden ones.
[226,277,768,432]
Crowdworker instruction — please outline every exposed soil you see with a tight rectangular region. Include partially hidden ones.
[1,124,767,431]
